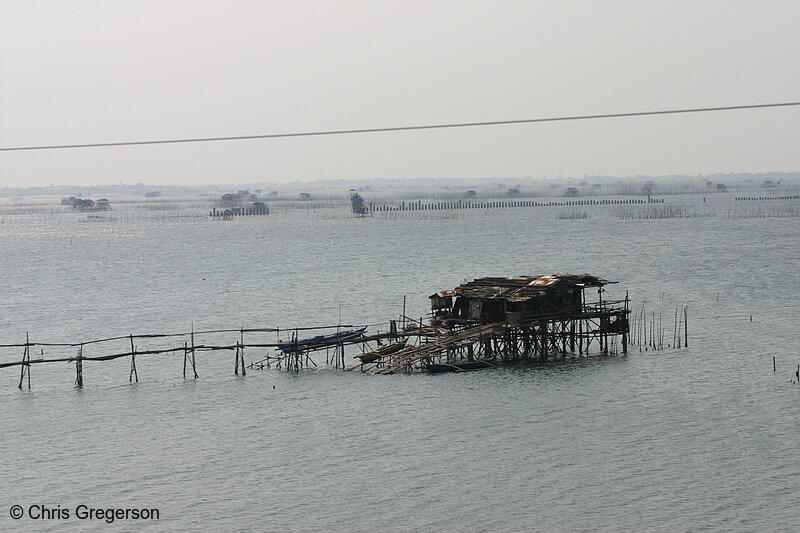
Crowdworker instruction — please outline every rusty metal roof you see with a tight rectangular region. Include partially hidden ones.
[448,274,611,302]
[429,290,458,299]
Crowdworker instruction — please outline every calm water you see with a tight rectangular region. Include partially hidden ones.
[1,194,799,531]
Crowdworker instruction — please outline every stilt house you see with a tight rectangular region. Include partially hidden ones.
[431,274,612,326]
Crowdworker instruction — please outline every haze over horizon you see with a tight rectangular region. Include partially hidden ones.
[1,1,798,188]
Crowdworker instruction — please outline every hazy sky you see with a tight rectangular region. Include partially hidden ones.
[1,0,798,187]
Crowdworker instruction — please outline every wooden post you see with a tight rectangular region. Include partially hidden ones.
[569,320,576,353]
[622,318,628,354]
[18,332,31,389]
[541,323,548,360]
[190,341,198,378]
[402,296,407,332]
[129,334,138,383]
[183,327,199,379]
[235,342,240,375]
[651,311,656,349]
[75,344,84,388]
[642,303,647,349]
[684,306,688,348]
[673,307,678,348]
[240,329,246,376]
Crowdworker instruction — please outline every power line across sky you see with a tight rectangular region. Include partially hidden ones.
[1,101,798,153]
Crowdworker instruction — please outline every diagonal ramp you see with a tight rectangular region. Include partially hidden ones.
[371,323,505,374]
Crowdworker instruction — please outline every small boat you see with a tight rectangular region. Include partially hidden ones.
[426,360,497,373]
[355,338,409,364]
[276,327,367,354]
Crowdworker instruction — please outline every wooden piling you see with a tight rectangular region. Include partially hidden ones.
[75,344,84,388]
[183,328,199,379]
[235,343,241,375]
[18,332,31,389]
[240,329,246,376]
[683,306,688,348]
[673,307,678,348]
[183,341,188,378]
[129,334,138,383]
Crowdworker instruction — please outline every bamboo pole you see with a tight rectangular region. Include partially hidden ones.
[684,306,688,348]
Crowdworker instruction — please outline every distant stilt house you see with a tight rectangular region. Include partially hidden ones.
[209,201,269,219]
[76,199,95,211]
[350,192,367,214]
[62,196,95,209]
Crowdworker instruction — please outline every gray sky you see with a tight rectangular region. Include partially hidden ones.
[1,0,798,187]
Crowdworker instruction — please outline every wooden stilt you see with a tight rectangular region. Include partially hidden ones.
[569,321,576,353]
[75,344,84,388]
[622,292,629,353]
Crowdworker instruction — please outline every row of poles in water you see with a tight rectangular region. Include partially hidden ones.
[628,304,689,351]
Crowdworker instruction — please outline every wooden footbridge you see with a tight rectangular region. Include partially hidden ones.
[0,274,680,389]
[362,323,504,374]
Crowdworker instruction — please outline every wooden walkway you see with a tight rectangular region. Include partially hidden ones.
[370,323,505,374]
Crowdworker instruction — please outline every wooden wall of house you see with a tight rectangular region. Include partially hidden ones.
[436,283,591,325]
